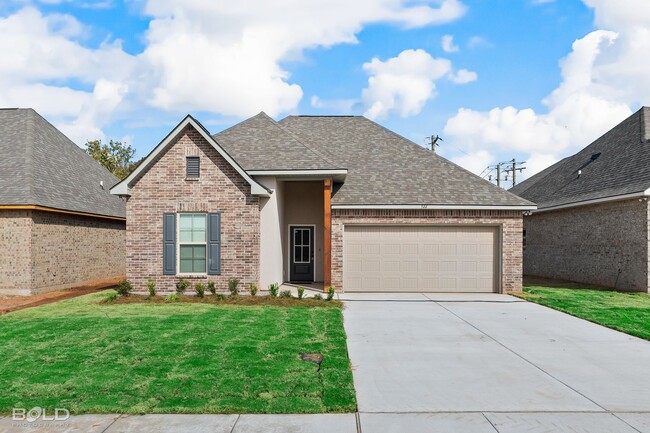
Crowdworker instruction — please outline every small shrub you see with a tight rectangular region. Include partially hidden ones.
[269,283,279,297]
[297,287,305,300]
[195,282,205,298]
[207,281,217,295]
[313,293,323,300]
[105,291,118,302]
[175,279,190,294]
[146,278,156,297]
[214,293,226,301]
[166,293,179,302]
[326,286,335,301]
[116,280,133,297]
[249,282,258,296]
[279,290,292,299]
[228,278,240,296]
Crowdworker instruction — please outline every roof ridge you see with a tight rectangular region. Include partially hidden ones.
[270,113,340,168]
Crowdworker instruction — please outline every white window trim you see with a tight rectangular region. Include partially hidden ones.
[287,224,317,282]
[177,213,208,276]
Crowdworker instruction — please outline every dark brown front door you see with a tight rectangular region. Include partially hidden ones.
[290,226,314,282]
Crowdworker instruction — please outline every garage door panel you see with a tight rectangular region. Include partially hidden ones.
[344,225,498,293]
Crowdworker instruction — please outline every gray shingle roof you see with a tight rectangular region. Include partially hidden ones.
[276,115,532,206]
[0,108,126,218]
[213,112,341,170]
[510,107,650,209]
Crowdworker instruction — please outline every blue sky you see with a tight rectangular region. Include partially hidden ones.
[1,0,647,184]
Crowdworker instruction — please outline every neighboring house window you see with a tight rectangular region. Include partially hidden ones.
[186,156,200,178]
[523,229,527,249]
[179,213,207,273]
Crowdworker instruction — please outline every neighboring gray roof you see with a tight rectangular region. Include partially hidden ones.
[0,108,126,218]
[213,112,341,171]
[274,115,532,207]
[510,107,650,209]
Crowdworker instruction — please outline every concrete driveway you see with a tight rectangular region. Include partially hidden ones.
[342,292,650,432]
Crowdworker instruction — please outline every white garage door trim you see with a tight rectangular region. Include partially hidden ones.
[343,224,502,293]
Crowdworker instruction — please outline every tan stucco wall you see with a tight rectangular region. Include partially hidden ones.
[282,181,324,282]
[258,176,285,289]
[524,198,649,292]
[0,210,33,295]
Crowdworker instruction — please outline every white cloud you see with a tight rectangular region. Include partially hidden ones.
[362,49,452,120]
[310,95,358,113]
[444,2,649,179]
[441,34,459,53]
[449,68,477,84]
[0,7,134,144]
[361,48,481,120]
[140,0,468,118]
[467,35,493,49]
[0,1,468,143]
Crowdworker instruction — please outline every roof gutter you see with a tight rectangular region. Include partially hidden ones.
[332,204,537,211]
[248,169,348,182]
[533,189,650,213]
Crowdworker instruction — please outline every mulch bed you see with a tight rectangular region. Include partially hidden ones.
[105,293,342,308]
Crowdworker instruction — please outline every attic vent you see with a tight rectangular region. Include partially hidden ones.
[186,157,200,178]
[591,152,601,161]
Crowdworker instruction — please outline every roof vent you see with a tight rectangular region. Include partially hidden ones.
[591,152,601,161]
[643,107,650,142]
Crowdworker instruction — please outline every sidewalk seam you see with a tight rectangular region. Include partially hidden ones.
[100,414,122,433]
[228,414,240,433]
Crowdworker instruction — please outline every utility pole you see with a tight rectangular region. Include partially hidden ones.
[427,135,443,153]
[482,159,526,188]
[502,158,526,188]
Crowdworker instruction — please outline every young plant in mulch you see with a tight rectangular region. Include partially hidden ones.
[313,293,323,300]
[146,278,156,297]
[228,278,240,296]
[269,283,279,297]
[326,286,335,301]
[279,290,292,299]
[175,279,190,295]
[297,287,305,300]
[165,293,179,302]
[207,281,217,296]
[249,282,258,296]
[194,283,205,298]
[116,280,133,297]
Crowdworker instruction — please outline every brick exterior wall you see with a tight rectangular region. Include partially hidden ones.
[126,126,260,293]
[30,210,125,293]
[0,210,33,294]
[524,199,649,292]
[331,209,524,293]
[0,209,126,295]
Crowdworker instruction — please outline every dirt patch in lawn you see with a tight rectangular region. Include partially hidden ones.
[0,279,119,315]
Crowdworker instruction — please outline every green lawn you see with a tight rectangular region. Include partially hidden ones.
[0,291,356,414]
[518,280,650,340]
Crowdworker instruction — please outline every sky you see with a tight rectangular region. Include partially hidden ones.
[1,0,649,185]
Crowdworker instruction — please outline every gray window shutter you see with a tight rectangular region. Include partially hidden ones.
[208,213,221,275]
[163,213,176,275]
[186,157,200,178]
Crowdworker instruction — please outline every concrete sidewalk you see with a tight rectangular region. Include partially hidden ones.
[3,412,650,432]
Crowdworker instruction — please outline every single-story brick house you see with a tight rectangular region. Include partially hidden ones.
[0,108,126,295]
[111,113,535,293]
[511,107,650,292]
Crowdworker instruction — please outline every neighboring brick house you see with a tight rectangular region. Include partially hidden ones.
[112,113,534,294]
[511,107,650,292]
[0,108,126,295]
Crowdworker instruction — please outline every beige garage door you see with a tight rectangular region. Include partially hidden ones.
[344,225,498,292]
